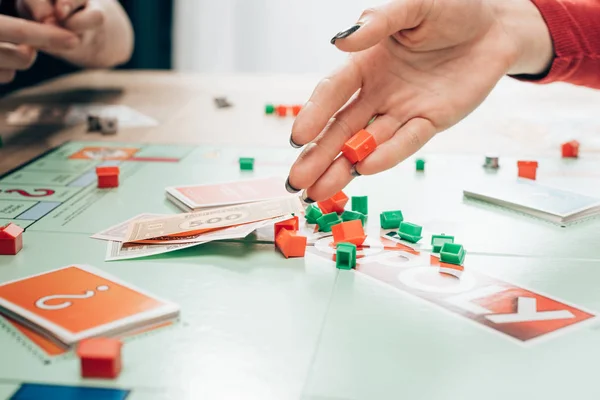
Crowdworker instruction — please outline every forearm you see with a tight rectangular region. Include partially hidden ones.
[47,0,133,68]
[499,0,600,89]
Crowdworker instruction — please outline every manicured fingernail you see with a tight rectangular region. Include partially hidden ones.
[301,191,315,204]
[289,136,302,149]
[350,165,362,177]
[331,24,361,45]
[285,177,300,194]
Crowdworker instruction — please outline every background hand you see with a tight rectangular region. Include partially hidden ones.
[18,0,104,34]
[287,0,551,202]
[17,0,133,68]
[0,12,78,83]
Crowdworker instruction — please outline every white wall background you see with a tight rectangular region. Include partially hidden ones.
[173,0,378,74]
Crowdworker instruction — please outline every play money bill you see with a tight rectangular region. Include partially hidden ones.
[135,215,292,244]
[124,197,303,243]
[92,213,163,241]
[105,241,205,261]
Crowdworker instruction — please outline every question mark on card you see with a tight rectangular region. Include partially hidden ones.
[35,285,109,310]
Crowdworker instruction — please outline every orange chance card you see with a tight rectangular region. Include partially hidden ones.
[0,265,179,346]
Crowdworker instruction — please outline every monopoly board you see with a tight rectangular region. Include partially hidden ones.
[0,140,599,400]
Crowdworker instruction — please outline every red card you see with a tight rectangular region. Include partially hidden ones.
[166,176,292,209]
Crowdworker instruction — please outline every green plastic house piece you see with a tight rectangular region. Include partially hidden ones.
[316,212,342,233]
[305,204,323,224]
[431,234,455,253]
[265,104,275,114]
[336,242,357,270]
[380,210,404,229]
[341,210,366,226]
[239,157,254,171]
[416,158,425,171]
[351,196,368,215]
[440,243,466,265]
[397,221,422,243]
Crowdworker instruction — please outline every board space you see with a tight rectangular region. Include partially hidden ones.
[0,141,599,400]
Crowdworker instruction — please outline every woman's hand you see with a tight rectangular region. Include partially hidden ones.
[0,11,78,84]
[17,0,133,68]
[287,0,553,202]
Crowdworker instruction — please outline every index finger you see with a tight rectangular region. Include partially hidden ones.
[0,14,79,49]
[290,59,362,148]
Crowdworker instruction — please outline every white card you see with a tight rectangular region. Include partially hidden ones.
[464,179,600,224]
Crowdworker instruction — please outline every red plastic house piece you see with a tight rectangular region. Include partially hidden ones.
[561,140,580,158]
[291,105,302,116]
[317,191,349,214]
[341,129,377,164]
[331,219,366,246]
[77,337,123,379]
[275,229,307,258]
[0,223,24,255]
[517,161,538,180]
[276,105,288,117]
[96,166,120,188]
[274,216,299,237]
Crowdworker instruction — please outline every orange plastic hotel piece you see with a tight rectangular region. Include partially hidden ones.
[331,219,366,246]
[317,191,349,214]
[274,216,300,237]
[517,161,538,180]
[0,223,24,255]
[96,166,120,188]
[561,140,580,158]
[341,129,377,164]
[77,337,123,379]
[275,229,307,258]
[276,105,288,117]
[291,105,302,116]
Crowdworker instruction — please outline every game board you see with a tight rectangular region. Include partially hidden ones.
[0,141,599,400]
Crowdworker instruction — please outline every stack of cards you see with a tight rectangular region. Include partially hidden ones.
[463,179,600,225]
[166,176,293,212]
[0,265,180,348]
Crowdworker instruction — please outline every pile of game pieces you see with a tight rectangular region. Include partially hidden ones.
[299,188,467,277]
[265,104,303,117]
[301,190,369,270]
[378,211,466,277]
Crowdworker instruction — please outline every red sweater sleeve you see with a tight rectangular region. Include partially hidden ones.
[514,0,600,89]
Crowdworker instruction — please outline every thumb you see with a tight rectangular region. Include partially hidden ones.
[331,0,428,52]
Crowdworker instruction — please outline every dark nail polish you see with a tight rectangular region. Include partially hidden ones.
[301,191,315,204]
[350,165,362,177]
[285,177,300,194]
[330,24,361,45]
[289,136,302,149]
